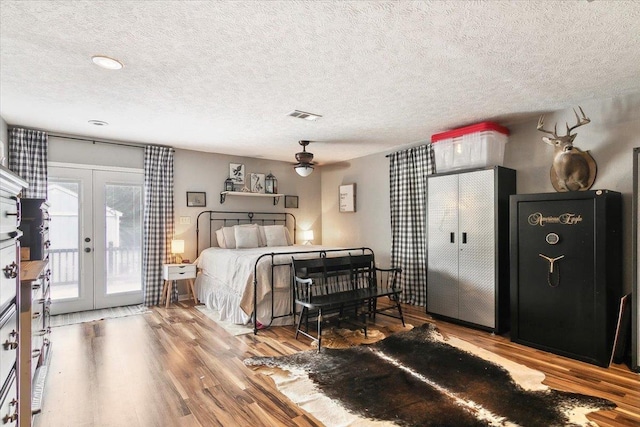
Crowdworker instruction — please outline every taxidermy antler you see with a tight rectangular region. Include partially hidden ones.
[537,106,597,192]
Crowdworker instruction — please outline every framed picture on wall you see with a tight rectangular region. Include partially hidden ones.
[186,191,206,207]
[285,195,298,209]
[230,163,245,184]
[339,183,356,213]
[250,173,265,193]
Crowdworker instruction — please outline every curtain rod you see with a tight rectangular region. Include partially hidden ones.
[48,133,173,151]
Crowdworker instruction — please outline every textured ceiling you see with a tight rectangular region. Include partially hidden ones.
[1,1,640,165]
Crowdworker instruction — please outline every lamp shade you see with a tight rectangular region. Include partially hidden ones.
[295,164,314,177]
[302,230,314,242]
[171,239,185,254]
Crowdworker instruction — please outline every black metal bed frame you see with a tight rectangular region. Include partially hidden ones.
[195,210,372,334]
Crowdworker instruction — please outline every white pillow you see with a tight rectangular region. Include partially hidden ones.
[215,228,226,249]
[284,227,293,245]
[236,223,264,246]
[234,225,260,249]
[263,225,289,247]
[221,226,236,249]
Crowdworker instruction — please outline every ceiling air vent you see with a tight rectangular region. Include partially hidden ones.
[287,110,322,121]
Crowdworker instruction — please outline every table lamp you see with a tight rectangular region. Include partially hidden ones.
[171,239,185,263]
[302,230,314,245]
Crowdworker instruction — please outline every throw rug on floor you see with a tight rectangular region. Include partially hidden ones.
[245,323,615,427]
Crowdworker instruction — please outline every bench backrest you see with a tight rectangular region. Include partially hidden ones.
[292,254,375,300]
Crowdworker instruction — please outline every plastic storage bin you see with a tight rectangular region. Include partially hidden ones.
[431,122,509,173]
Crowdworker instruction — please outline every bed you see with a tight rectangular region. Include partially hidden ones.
[194,210,371,333]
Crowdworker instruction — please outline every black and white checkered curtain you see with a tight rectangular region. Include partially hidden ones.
[142,146,175,306]
[389,144,435,306]
[8,128,48,198]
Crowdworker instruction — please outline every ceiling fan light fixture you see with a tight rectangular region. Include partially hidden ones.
[295,164,314,177]
[293,140,315,177]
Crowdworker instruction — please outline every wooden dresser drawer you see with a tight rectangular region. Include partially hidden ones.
[0,244,18,312]
[0,305,18,387]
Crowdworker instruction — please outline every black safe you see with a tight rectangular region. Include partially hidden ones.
[509,190,622,367]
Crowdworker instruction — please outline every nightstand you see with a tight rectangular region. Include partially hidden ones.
[162,263,197,308]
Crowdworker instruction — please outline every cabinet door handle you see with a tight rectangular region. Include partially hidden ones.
[450,232,455,243]
[462,232,467,244]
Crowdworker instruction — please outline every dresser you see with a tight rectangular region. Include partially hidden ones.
[19,261,50,421]
[1,165,28,426]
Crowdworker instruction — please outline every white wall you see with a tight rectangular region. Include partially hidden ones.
[321,92,640,295]
[321,153,394,267]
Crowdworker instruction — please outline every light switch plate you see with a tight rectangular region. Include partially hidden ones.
[179,216,191,224]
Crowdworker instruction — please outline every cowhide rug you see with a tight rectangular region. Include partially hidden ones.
[245,323,615,427]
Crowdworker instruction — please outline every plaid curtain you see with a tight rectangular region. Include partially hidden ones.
[8,128,48,198]
[389,144,435,306]
[142,146,175,306]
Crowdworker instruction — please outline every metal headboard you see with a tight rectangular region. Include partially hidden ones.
[196,210,297,255]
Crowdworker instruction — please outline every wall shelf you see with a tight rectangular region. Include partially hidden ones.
[220,191,283,205]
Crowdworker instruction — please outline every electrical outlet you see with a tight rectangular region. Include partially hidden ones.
[179,216,191,225]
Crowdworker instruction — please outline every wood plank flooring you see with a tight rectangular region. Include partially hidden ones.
[36,302,639,427]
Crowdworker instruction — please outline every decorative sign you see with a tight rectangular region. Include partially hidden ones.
[527,212,583,226]
[339,184,356,213]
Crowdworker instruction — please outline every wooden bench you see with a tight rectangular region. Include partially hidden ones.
[292,254,404,351]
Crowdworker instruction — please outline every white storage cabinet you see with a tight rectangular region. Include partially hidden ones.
[426,166,516,332]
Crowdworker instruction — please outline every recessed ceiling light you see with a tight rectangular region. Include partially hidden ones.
[91,55,123,70]
[88,120,109,126]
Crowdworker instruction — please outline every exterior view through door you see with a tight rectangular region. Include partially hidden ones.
[48,165,143,315]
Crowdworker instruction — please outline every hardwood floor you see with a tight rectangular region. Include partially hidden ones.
[36,302,639,427]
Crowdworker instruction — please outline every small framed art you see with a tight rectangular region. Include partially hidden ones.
[250,173,265,193]
[186,191,206,207]
[339,184,356,213]
[229,163,245,184]
[285,195,299,209]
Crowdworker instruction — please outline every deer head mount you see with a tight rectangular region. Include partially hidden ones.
[537,106,597,192]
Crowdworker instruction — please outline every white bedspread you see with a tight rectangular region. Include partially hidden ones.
[196,245,356,324]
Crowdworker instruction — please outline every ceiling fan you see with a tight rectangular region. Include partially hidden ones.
[293,140,315,177]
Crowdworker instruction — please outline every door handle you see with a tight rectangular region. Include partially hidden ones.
[450,232,455,243]
[462,232,467,244]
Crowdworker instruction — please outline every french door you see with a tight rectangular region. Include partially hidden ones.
[48,165,144,314]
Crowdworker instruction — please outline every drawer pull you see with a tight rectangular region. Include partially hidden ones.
[2,262,18,279]
[32,348,41,359]
[3,330,18,350]
[2,398,18,423]
[32,311,41,319]
[32,283,41,291]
